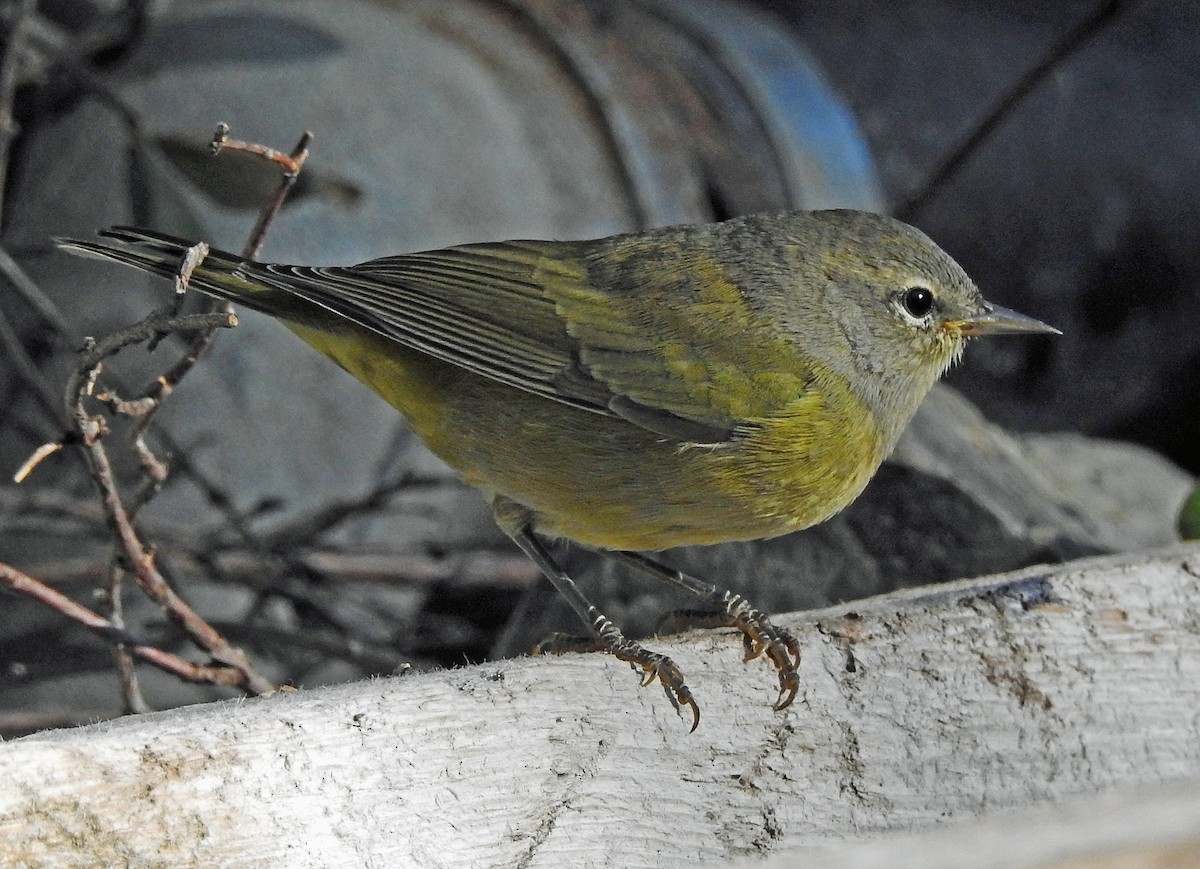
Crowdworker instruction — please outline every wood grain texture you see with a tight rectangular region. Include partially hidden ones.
[2,545,1200,867]
[746,779,1200,869]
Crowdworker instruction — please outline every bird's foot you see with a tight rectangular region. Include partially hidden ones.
[659,601,801,711]
[534,632,700,731]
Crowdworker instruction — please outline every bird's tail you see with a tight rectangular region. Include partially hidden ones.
[57,227,260,307]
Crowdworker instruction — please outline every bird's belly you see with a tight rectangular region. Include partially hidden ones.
[438,371,887,551]
[294,327,887,552]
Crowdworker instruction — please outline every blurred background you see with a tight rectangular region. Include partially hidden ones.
[0,0,1195,735]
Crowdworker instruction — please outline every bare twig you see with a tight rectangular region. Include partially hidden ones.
[117,124,312,528]
[895,0,1140,220]
[169,241,209,306]
[108,564,151,714]
[69,310,238,387]
[0,301,64,435]
[11,440,64,483]
[67,423,273,692]
[55,304,276,695]
[13,123,339,712]
[0,548,539,591]
[0,245,73,336]
[0,560,257,689]
[256,472,438,552]
[66,125,317,704]
[12,310,237,481]
[0,0,36,230]
[122,243,210,517]
[211,123,313,259]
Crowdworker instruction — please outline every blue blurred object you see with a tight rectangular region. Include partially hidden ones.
[639,0,884,211]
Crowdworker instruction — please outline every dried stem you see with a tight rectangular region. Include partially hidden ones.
[11,440,63,483]
[70,426,274,691]
[0,560,255,689]
[211,123,313,259]
[57,301,276,695]
[0,293,63,434]
[122,244,209,517]
[62,310,238,407]
[109,564,151,714]
[895,0,1139,220]
[0,245,73,336]
[15,124,325,710]
[0,0,36,231]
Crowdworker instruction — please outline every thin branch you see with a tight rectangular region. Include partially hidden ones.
[256,472,438,552]
[0,300,63,434]
[67,427,273,691]
[895,0,1140,221]
[13,124,322,713]
[78,245,219,708]
[13,309,237,484]
[11,439,64,483]
[68,310,238,388]
[109,564,152,714]
[0,560,256,689]
[54,303,275,694]
[122,243,210,517]
[211,123,313,259]
[0,245,73,336]
[0,0,36,230]
[116,124,314,531]
[57,125,317,703]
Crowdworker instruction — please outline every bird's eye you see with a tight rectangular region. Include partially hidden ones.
[900,286,935,319]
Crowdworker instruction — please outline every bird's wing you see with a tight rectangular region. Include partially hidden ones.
[241,235,809,443]
[552,234,815,441]
[243,240,619,412]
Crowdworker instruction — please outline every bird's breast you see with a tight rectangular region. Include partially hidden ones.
[497,375,888,551]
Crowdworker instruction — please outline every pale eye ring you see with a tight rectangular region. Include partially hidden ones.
[900,286,935,319]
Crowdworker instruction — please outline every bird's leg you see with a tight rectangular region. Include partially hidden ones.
[496,507,700,730]
[608,550,801,711]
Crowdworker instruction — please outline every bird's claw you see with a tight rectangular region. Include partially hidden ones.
[735,609,802,710]
[614,641,700,732]
[656,604,801,712]
[534,632,700,730]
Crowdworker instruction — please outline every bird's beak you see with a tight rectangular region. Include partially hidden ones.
[947,301,1061,336]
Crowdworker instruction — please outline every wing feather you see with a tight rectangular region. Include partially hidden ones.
[232,223,808,444]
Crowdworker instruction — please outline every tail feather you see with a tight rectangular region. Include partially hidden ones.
[56,228,253,306]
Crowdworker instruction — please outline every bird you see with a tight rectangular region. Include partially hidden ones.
[60,209,1059,729]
